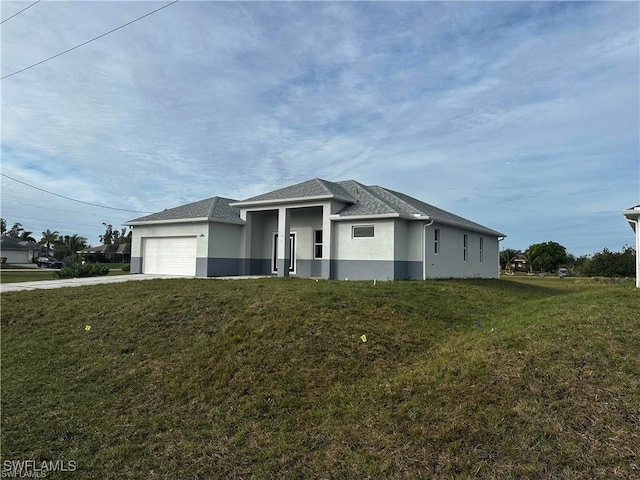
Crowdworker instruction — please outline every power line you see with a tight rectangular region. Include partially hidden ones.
[0,0,41,25]
[1,0,180,80]
[1,173,152,214]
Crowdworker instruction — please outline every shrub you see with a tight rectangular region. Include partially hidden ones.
[122,264,130,272]
[55,259,109,279]
[579,246,635,278]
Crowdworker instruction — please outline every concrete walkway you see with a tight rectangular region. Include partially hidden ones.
[0,274,185,293]
[0,274,271,293]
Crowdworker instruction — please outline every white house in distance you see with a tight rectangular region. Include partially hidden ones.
[0,236,38,264]
[125,178,506,280]
[622,205,640,288]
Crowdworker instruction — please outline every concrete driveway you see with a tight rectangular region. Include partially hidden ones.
[0,274,184,293]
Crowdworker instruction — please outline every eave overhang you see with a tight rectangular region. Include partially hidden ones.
[230,194,354,208]
[124,217,245,227]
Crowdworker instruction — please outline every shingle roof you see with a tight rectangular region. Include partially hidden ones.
[0,236,36,251]
[374,187,506,236]
[126,197,241,224]
[239,178,356,203]
[126,179,504,236]
[331,181,504,236]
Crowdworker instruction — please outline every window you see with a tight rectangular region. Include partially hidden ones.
[352,225,374,238]
[314,230,323,259]
[434,228,440,254]
[479,237,484,263]
[463,234,468,262]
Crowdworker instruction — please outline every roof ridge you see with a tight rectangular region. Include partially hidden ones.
[370,185,425,216]
[344,180,400,213]
[207,197,219,218]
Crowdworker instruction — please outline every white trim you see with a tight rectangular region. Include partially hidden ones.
[330,213,400,221]
[231,195,354,208]
[272,231,297,274]
[125,217,245,226]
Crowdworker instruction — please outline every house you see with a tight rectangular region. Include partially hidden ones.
[0,236,38,264]
[83,243,131,262]
[510,254,528,272]
[622,205,640,288]
[125,178,506,280]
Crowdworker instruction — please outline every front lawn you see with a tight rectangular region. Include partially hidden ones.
[0,266,129,283]
[1,277,638,478]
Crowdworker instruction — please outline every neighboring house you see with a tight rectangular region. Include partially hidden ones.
[125,178,506,280]
[510,254,528,271]
[622,205,640,288]
[84,243,131,262]
[0,236,38,264]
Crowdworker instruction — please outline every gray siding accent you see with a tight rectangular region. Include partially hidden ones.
[404,261,423,280]
[330,260,422,281]
[250,258,271,275]
[331,259,395,281]
[131,257,142,274]
[295,259,323,277]
[207,258,242,277]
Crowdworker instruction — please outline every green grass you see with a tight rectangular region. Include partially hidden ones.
[0,267,129,283]
[2,277,638,478]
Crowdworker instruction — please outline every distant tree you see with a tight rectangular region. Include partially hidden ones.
[565,253,591,275]
[100,223,130,245]
[524,241,567,273]
[0,218,6,235]
[7,222,24,238]
[54,234,88,259]
[100,223,114,245]
[580,246,635,277]
[39,229,60,254]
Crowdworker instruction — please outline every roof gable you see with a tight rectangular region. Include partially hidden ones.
[237,178,356,204]
[126,196,241,224]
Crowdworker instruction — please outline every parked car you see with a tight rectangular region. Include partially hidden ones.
[558,268,569,277]
[36,257,62,268]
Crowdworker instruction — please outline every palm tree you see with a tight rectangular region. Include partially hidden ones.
[67,234,88,255]
[500,248,520,273]
[19,230,36,243]
[54,234,88,259]
[40,229,59,255]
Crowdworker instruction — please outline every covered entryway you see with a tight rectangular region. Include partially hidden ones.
[142,236,197,276]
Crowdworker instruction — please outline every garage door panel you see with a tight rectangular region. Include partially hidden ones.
[143,237,196,276]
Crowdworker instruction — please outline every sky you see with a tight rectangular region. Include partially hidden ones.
[1,0,638,255]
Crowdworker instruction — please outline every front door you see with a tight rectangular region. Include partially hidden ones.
[272,232,296,274]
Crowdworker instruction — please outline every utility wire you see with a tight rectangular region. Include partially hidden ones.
[1,0,180,80]
[0,0,41,25]
[1,173,152,214]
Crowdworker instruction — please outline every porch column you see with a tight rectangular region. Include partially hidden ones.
[277,207,291,277]
[321,203,332,279]
[241,211,252,275]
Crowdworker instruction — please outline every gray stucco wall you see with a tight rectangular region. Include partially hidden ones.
[423,223,499,279]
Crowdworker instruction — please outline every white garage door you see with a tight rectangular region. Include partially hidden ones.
[143,237,197,276]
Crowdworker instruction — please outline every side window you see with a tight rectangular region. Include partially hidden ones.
[434,228,440,254]
[463,234,468,262]
[479,237,484,262]
[352,225,374,238]
[314,230,323,258]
